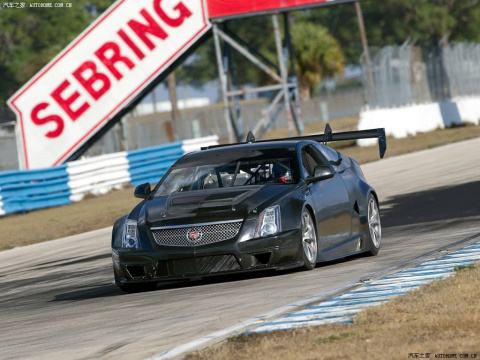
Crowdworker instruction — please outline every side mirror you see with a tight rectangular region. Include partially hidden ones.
[306,165,334,184]
[134,182,152,199]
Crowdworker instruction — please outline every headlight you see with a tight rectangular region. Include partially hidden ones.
[255,205,281,238]
[122,219,141,249]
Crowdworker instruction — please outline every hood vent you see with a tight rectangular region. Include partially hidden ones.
[168,189,252,209]
[205,190,247,202]
[196,206,235,219]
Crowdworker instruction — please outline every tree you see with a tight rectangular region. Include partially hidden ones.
[173,38,219,88]
[290,21,344,99]
[0,1,114,106]
[307,0,480,64]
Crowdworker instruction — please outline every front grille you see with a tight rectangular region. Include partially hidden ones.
[151,220,242,246]
[156,255,241,277]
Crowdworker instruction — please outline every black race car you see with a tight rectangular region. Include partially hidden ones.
[111,125,386,292]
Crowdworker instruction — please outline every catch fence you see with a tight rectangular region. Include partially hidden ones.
[0,91,363,171]
[361,41,480,109]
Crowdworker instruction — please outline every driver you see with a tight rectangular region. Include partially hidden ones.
[271,164,293,183]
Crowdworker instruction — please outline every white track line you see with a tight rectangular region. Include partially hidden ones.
[251,241,480,334]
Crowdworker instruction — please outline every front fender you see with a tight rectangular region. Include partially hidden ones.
[279,185,313,232]
[112,215,127,248]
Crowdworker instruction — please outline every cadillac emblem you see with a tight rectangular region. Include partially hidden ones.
[186,228,202,243]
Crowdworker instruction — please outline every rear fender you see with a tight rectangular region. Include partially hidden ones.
[356,180,376,211]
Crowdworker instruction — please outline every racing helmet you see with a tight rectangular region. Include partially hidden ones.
[272,164,292,183]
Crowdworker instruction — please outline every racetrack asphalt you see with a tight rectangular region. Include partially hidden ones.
[0,137,479,360]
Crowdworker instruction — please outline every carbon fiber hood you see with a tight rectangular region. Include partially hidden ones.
[144,185,294,226]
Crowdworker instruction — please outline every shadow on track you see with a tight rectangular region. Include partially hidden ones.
[51,283,122,301]
[51,256,368,301]
[37,254,112,269]
[380,180,480,228]
[51,269,285,300]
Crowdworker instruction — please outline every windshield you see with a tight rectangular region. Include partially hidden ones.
[154,155,297,196]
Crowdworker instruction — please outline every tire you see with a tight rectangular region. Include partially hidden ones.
[117,281,158,293]
[366,194,381,256]
[301,208,318,270]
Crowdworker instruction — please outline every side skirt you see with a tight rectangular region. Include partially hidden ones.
[317,234,365,262]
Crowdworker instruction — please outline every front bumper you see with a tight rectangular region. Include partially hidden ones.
[112,228,301,284]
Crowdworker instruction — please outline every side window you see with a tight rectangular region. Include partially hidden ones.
[301,151,316,176]
[301,145,329,177]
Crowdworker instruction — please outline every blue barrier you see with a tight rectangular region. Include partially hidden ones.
[1,181,71,201]
[1,192,72,214]
[127,142,184,186]
[0,136,218,216]
[0,165,70,215]
[126,142,183,162]
[0,166,69,186]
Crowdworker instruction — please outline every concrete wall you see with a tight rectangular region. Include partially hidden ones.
[358,96,480,146]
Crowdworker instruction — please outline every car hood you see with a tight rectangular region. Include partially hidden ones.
[143,185,295,226]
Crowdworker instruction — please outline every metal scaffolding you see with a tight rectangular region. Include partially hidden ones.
[212,13,305,143]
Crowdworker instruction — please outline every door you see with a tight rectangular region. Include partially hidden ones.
[301,146,352,252]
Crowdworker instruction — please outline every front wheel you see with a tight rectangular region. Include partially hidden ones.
[366,194,381,256]
[301,208,318,270]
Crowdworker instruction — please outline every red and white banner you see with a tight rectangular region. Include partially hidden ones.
[8,0,210,169]
[207,0,339,19]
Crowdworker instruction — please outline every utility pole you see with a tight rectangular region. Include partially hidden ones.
[168,72,181,122]
[355,1,375,93]
[167,72,180,141]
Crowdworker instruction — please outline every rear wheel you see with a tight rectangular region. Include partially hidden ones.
[301,208,318,270]
[366,194,381,256]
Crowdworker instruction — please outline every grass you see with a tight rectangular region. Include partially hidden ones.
[0,186,139,249]
[2,117,480,250]
[186,264,480,360]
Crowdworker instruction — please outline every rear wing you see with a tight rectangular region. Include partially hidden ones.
[296,123,387,159]
[203,123,387,159]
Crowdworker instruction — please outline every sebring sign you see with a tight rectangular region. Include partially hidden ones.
[207,0,342,19]
[8,0,211,169]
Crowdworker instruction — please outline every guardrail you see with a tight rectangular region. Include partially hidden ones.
[0,135,218,216]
